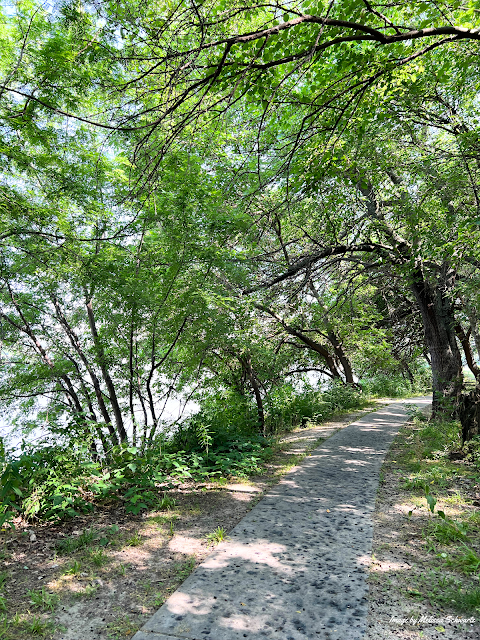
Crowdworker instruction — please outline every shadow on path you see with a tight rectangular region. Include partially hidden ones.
[132,398,431,640]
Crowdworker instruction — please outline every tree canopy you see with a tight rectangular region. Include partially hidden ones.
[0,0,480,460]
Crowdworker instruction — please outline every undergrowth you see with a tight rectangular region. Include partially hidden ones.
[380,408,480,617]
[0,375,424,527]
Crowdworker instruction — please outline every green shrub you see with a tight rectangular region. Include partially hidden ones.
[0,382,368,525]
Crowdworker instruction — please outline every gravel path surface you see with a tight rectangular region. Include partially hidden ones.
[132,398,431,640]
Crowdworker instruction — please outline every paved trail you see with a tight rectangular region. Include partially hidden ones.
[133,398,431,640]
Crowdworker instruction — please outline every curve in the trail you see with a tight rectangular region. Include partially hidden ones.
[132,397,431,640]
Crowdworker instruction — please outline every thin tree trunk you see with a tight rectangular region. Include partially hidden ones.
[464,302,480,363]
[458,386,480,443]
[86,299,128,443]
[254,303,343,380]
[455,323,480,381]
[128,307,137,445]
[240,355,265,436]
[309,281,356,384]
[52,297,119,445]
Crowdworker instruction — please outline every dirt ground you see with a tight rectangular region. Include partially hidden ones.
[1,405,377,640]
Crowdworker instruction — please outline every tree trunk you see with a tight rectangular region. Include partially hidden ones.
[410,267,463,416]
[326,330,355,384]
[458,386,480,443]
[309,281,356,384]
[86,299,128,443]
[464,302,480,364]
[52,297,119,446]
[240,355,265,436]
[455,323,480,381]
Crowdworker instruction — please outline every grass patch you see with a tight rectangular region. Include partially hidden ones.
[371,409,480,617]
[124,531,143,547]
[205,526,227,544]
[106,614,139,639]
[27,589,58,613]
[423,516,469,545]
[172,556,196,582]
[0,612,55,639]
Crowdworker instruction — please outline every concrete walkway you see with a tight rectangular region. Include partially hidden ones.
[133,398,431,640]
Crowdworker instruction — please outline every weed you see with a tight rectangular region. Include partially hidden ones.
[423,517,469,545]
[88,547,109,567]
[158,495,176,510]
[107,614,139,639]
[0,615,9,640]
[27,587,59,612]
[153,592,166,607]
[125,531,143,547]
[141,580,155,595]
[64,560,82,575]
[447,544,480,574]
[206,526,227,544]
[0,573,8,592]
[413,571,480,614]
[117,563,127,576]
[24,613,54,636]
[402,465,453,490]
[56,528,96,554]
[405,404,429,422]
[76,584,97,598]
[442,584,480,613]
[173,556,196,581]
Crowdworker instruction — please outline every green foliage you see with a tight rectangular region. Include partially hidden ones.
[264,382,365,431]
[158,495,176,511]
[423,516,469,545]
[56,529,96,554]
[447,544,480,575]
[27,588,58,612]
[0,376,380,526]
[360,374,416,398]
[411,572,480,614]
[64,560,82,575]
[206,526,227,544]
[124,531,143,547]
[87,548,109,567]
[28,616,54,636]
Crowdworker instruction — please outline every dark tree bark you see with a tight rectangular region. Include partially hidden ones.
[455,323,480,381]
[410,266,463,416]
[239,354,265,436]
[458,386,480,443]
[254,303,344,380]
[308,281,356,385]
[52,297,119,446]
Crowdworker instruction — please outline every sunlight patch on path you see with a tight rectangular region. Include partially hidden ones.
[132,397,431,640]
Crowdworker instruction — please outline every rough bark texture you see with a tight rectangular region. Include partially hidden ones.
[410,267,463,416]
[458,386,480,443]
